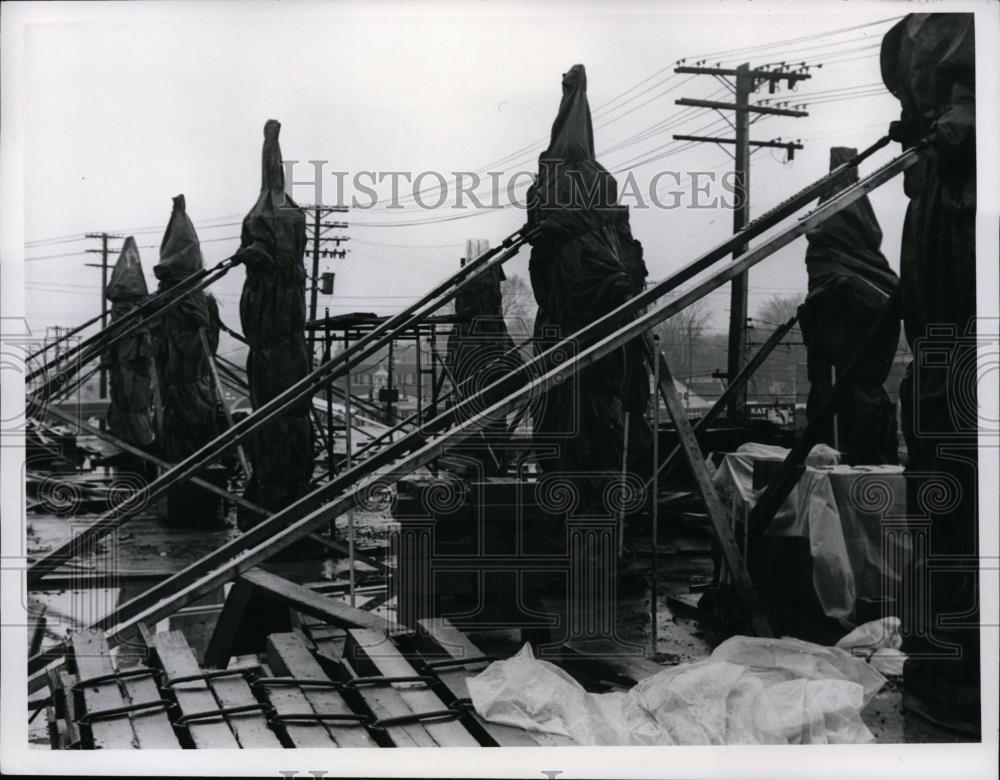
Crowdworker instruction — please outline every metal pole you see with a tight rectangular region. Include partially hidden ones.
[651,334,661,655]
[386,339,395,432]
[344,328,356,607]
[325,308,334,537]
[99,234,110,399]
[309,207,321,367]
[415,325,423,429]
[727,63,752,421]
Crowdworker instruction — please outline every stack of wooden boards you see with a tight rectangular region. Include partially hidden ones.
[46,618,584,748]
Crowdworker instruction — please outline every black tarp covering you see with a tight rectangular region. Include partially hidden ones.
[237,119,313,523]
[446,259,523,474]
[527,64,634,515]
[881,13,978,733]
[797,147,900,465]
[103,236,156,450]
[152,195,221,463]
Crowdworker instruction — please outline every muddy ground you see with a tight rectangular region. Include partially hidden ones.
[26,500,964,746]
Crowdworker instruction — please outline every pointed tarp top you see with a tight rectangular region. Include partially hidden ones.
[155,193,204,280]
[261,119,285,192]
[541,64,595,165]
[106,236,148,301]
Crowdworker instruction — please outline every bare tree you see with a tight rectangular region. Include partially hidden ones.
[501,274,537,341]
[753,293,805,331]
[654,297,712,398]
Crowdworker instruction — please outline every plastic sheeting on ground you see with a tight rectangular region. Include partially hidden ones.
[468,636,886,745]
[836,617,906,677]
[711,442,907,621]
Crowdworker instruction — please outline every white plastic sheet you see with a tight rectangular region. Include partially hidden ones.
[711,442,906,620]
[469,637,886,745]
[836,617,906,676]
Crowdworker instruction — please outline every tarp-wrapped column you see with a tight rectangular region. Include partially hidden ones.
[152,195,224,524]
[797,146,900,465]
[237,119,313,525]
[103,236,157,453]
[446,249,524,475]
[152,196,221,460]
[880,12,978,734]
[527,64,634,518]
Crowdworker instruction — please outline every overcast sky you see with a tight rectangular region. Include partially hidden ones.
[8,0,921,355]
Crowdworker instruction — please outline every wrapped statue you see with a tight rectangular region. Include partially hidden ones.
[446,253,523,475]
[236,119,314,525]
[527,64,634,515]
[152,195,220,463]
[103,236,157,452]
[798,146,900,465]
[880,12,978,735]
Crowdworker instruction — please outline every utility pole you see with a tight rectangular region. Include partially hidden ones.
[673,61,811,421]
[304,204,349,366]
[85,232,123,399]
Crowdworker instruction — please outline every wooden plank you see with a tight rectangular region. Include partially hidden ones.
[347,628,479,747]
[293,613,349,664]
[70,631,137,749]
[149,630,239,749]
[49,670,83,749]
[203,578,256,668]
[418,618,573,747]
[265,632,377,748]
[335,633,435,748]
[262,635,339,748]
[203,658,281,749]
[116,655,180,748]
[242,569,387,631]
[651,347,773,638]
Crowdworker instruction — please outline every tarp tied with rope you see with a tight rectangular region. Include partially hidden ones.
[880,12,978,734]
[798,146,900,465]
[152,195,221,465]
[237,119,313,524]
[446,240,524,475]
[102,236,157,450]
[527,64,636,512]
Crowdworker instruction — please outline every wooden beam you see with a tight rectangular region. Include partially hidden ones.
[650,345,773,637]
[676,97,808,117]
[148,630,240,749]
[204,657,281,749]
[345,628,480,747]
[202,578,258,669]
[265,632,377,748]
[70,631,138,749]
[675,64,812,81]
[242,569,388,632]
[261,635,341,748]
[673,134,804,150]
